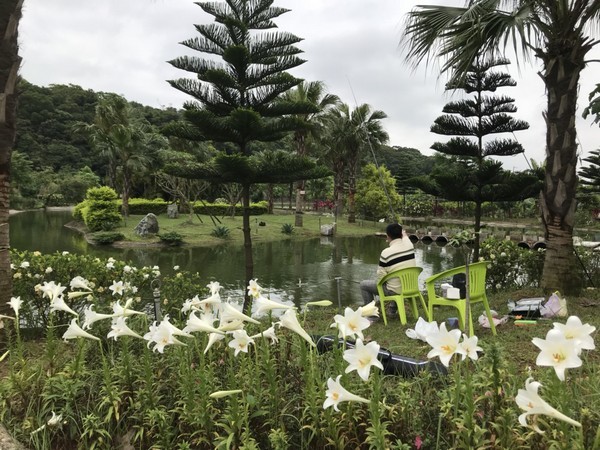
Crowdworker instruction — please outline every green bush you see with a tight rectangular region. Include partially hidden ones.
[73,200,89,221]
[86,186,118,202]
[194,201,268,216]
[83,187,121,232]
[159,231,184,246]
[91,231,125,245]
[211,225,230,239]
[281,223,294,235]
[128,198,169,215]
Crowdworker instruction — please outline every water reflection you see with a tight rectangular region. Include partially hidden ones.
[10,210,465,307]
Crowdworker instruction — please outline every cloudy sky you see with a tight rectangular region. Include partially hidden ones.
[18,0,600,171]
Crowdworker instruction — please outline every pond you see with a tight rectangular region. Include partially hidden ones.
[9,210,466,307]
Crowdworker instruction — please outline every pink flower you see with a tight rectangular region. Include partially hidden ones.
[415,435,422,449]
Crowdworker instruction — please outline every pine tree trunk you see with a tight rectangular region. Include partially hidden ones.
[294,132,306,227]
[0,0,22,314]
[241,183,254,314]
[539,48,586,295]
[473,200,482,261]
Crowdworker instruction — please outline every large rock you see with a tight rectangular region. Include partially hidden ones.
[167,203,178,219]
[134,213,159,236]
[320,224,335,236]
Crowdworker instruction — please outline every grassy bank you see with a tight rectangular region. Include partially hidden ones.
[114,211,386,246]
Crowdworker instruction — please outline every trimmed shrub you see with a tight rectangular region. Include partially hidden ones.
[159,231,184,246]
[83,186,121,232]
[128,198,169,215]
[193,201,268,216]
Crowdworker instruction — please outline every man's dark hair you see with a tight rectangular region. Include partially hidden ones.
[386,223,403,240]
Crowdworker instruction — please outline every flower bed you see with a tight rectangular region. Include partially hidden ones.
[1,251,599,449]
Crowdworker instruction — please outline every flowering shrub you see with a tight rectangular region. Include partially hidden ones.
[479,237,545,292]
[1,253,599,449]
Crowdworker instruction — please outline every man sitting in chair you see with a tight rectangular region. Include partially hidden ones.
[360,223,416,310]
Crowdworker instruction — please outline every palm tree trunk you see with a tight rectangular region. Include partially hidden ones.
[539,50,585,295]
[294,132,306,227]
[0,0,22,314]
[241,183,254,314]
[473,199,482,261]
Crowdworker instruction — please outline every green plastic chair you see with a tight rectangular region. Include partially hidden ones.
[424,261,496,336]
[376,266,429,325]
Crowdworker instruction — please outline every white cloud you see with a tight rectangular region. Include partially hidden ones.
[18,0,600,170]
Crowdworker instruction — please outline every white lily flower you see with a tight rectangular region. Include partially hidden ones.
[8,296,22,317]
[62,319,100,341]
[106,261,115,269]
[323,375,370,411]
[459,334,483,361]
[198,293,222,308]
[207,281,222,296]
[31,411,64,435]
[107,316,143,340]
[228,329,255,356]
[181,295,202,313]
[20,261,30,269]
[406,317,439,342]
[250,324,278,344]
[204,332,226,354]
[210,389,243,399]
[305,300,333,308]
[426,322,466,367]
[343,339,384,381]
[144,320,186,353]
[82,304,114,330]
[218,319,245,332]
[220,303,260,325]
[552,316,596,353]
[360,301,379,317]
[112,298,145,317]
[247,279,262,298]
[330,307,371,341]
[109,280,126,296]
[40,281,66,301]
[160,315,193,338]
[277,309,315,347]
[50,295,79,316]
[532,329,582,381]
[183,311,224,335]
[253,295,295,317]
[516,377,581,434]
[45,267,53,274]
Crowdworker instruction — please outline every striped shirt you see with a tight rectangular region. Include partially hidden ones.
[376,236,416,293]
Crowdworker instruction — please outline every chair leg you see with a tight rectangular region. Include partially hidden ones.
[396,299,407,325]
[408,296,419,320]
[483,300,497,336]
[379,298,388,326]
[418,294,429,321]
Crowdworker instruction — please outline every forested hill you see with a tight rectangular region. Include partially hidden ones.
[11,80,432,210]
[15,80,180,173]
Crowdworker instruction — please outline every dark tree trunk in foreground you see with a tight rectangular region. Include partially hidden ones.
[0,0,22,313]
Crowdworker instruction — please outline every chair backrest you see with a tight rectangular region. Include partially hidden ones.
[467,262,487,300]
[381,266,423,295]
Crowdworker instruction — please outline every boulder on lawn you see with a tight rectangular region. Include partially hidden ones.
[320,224,335,236]
[167,203,179,219]
[134,213,159,236]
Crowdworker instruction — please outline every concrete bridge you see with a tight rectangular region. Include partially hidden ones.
[405,228,547,250]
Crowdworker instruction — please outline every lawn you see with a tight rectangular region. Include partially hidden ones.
[114,211,386,246]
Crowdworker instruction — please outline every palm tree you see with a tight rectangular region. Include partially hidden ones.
[323,103,388,223]
[0,0,22,311]
[76,94,164,217]
[402,1,600,295]
[280,81,339,226]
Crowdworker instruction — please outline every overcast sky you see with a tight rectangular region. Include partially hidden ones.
[18,0,600,171]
